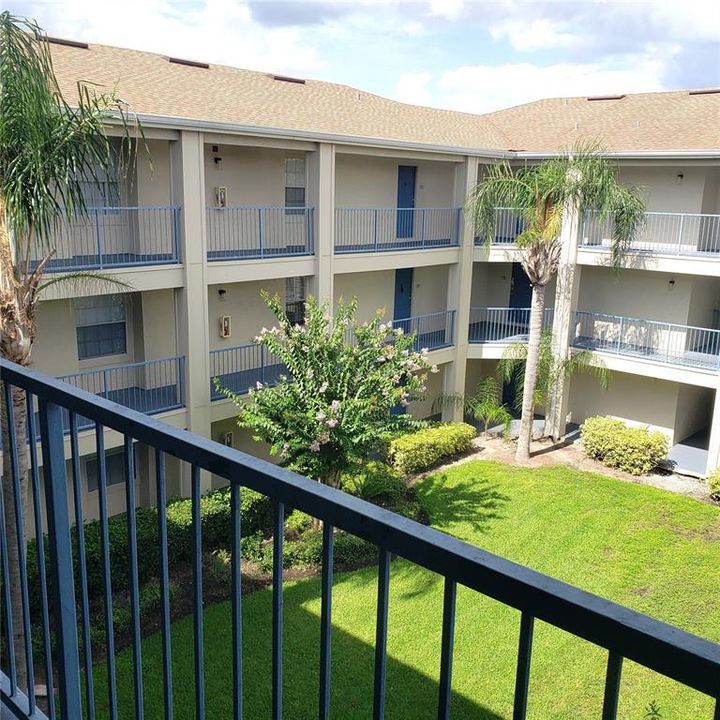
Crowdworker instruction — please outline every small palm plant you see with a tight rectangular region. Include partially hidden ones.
[499,329,610,435]
[469,146,645,461]
[465,377,512,437]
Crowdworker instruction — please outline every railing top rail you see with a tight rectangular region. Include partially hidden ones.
[209,343,258,355]
[207,205,314,211]
[470,306,553,312]
[335,206,461,212]
[574,310,720,336]
[3,358,719,698]
[583,209,720,220]
[57,355,184,381]
[391,310,455,323]
[65,205,181,212]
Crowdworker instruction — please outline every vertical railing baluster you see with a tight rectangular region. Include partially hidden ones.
[373,549,391,720]
[374,209,379,252]
[3,383,35,711]
[192,464,206,720]
[231,482,243,720]
[156,450,174,720]
[69,412,94,719]
[258,207,264,257]
[513,613,534,720]
[0,421,17,694]
[27,393,56,718]
[124,435,144,719]
[319,522,335,720]
[39,399,83,718]
[272,501,285,720]
[601,652,623,720]
[437,578,457,720]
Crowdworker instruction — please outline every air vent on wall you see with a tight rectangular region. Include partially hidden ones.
[272,74,306,85]
[45,36,88,49]
[688,88,720,96]
[587,94,626,101]
[168,57,210,69]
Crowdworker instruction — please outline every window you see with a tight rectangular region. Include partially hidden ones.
[75,294,127,360]
[286,276,306,325]
[85,445,136,492]
[285,157,306,215]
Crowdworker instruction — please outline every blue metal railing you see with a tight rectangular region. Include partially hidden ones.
[334,207,461,253]
[31,207,181,272]
[206,206,314,261]
[580,210,720,256]
[392,310,456,351]
[1,360,719,719]
[572,311,720,370]
[468,306,554,343]
[473,207,527,246]
[56,356,186,430]
[209,344,286,401]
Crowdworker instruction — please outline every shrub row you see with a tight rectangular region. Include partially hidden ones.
[580,416,668,476]
[708,469,720,501]
[388,422,476,475]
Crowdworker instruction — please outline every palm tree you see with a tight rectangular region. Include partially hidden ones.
[468,148,645,462]
[0,12,140,690]
[498,329,609,436]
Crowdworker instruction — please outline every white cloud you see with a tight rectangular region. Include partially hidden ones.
[428,0,465,21]
[489,18,579,52]
[394,72,434,105]
[436,58,668,114]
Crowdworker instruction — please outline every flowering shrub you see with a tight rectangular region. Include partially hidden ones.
[218,293,436,486]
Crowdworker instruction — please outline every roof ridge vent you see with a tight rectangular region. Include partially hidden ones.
[587,94,626,101]
[688,88,720,96]
[45,36,88,49]
[272,74,306,85]
[168,56,210,69]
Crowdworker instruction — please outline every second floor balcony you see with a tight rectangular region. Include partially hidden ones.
[33,207,181,272]
[210,344,286,401]
[473,207,527,246]
[335,207,461,254]
[572,311,720,371]
[393,310,456,351]
[469,306,554,344]
[206,206,314,261]
[581,210,720,258]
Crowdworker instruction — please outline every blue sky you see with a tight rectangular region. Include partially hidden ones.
[7,0,720,113]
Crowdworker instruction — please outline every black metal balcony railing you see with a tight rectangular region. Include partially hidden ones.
[1,361,719,720]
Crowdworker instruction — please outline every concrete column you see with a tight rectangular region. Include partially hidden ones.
[705,383,720,475]
[170,131,212,493]
[307,143,335,310]
[546,200,582,440]
[442,156,478,421]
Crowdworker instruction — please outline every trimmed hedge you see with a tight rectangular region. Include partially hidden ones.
[388,422,476,475]
[341,461,405,506]
[581,416,668,476]
[708,468,720,501]
[27,485,273,613]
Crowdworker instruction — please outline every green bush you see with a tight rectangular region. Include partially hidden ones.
[580,416,668,476]
[285,510,313,536]
[708,468,720,500]
[138,578,176,617]
[388,422,476,475]
[341,461,405,505]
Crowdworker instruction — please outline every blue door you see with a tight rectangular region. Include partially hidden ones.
[509,263,532,308]
[396,166,416,239]
[504,262,533,413]
[394,268,413,333]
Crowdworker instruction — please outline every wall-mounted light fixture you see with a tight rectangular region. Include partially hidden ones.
[676,173,684,184]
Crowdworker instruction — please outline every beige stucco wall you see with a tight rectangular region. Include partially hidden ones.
[410,265,449,316]
[470,262,556,308]
[334,154,455,208]
[686,277,720,329]
[674,385,713,443]
[207,279,287,349]
[569,371,678,440]
[617,165,710,214]
[210,419,275,489]
[133,139,172,206]
[408,363,445,419]
[334,270,395,322]
[464,359,501,396]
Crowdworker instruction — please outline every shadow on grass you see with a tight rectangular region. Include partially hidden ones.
[94,572,506,720]
[416,472,510,535]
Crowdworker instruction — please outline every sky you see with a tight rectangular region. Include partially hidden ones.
[6,0,720,114]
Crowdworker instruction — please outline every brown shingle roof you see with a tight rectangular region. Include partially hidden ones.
[49,41,720,154]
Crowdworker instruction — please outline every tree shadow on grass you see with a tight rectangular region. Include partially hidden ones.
[415,473,510,536]
[95,569,506,720]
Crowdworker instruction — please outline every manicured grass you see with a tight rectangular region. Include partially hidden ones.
[95,461,720,719]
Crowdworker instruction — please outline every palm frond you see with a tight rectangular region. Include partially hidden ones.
[37,271,132,295]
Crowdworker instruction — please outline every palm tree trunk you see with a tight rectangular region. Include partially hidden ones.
[515,283,546,462]
[1,383,29,692]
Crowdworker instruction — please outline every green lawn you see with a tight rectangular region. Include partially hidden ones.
[96,461,720,719]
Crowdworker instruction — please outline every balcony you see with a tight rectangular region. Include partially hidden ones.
[580,210,720,257]
[394,311,456,351]
[334,208,461,254]
[572,311,720,371]
[2,360,719,719]
[56,356,186,430]
[33,207,180,272]
[206,206,314,261]
[469,307,554,344]
[209,344,286,401]
[473,207,527,246]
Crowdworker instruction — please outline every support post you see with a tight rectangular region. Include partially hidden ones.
[307,143,335,310]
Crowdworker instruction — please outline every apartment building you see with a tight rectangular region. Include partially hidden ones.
[19,38,719,519]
